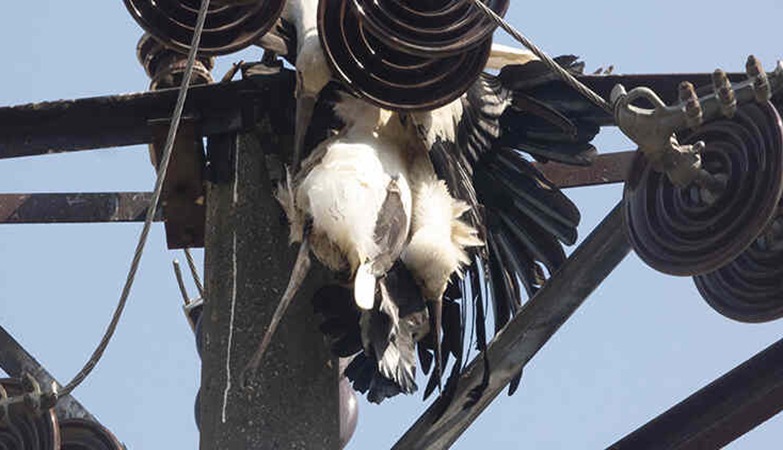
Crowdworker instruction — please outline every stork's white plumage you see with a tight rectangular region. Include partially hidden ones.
[279,94,415,309]
[248,0,596,403]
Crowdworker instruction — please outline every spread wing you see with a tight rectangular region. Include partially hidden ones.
[411,55,599,396]
[308,56,601,403]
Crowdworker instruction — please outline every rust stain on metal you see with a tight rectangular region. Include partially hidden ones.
[0,194,29,222]
[149,119,207,249]
[534,151,634,188]
[0,193,160,224]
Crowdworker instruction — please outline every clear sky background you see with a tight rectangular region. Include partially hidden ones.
[0,1,781,449]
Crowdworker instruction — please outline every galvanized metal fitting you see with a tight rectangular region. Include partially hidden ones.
[20,373,58,415]
[611,84,704,188]
[712,69,737,117]
[137,33,215,91]
[680,81,703,129]
[747,55,771,103]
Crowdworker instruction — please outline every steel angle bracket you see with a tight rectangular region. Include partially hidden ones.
[148,117,207,249]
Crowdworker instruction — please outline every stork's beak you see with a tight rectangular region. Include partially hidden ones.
[293,94,318,172]
[354,261,376,310]
[241,236,312,388]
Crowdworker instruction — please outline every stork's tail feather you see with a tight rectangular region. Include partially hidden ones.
[344,353,409,404]
[313,263,428,403]
[312,285,363,357]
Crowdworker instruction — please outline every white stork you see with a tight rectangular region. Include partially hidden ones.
[244,0,596,402]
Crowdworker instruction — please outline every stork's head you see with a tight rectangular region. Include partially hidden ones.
[402,234,457,303]
[295,32,331,100]
[291,31,332,170]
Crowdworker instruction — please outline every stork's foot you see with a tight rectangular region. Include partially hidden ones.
[464,384,488,409]
[463,354,491,409]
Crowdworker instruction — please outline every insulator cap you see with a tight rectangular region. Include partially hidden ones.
[137,33,214,90]
[124,0,285,56]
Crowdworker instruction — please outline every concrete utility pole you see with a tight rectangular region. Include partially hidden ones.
[199,103,340,449]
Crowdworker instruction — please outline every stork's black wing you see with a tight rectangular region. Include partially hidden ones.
[413,55,599,396]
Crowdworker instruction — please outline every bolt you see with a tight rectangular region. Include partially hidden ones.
[712,69,736,117]
[746,55,770,103]
[679,81,703,129]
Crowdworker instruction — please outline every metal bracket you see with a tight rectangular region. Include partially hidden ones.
[173,249,205,331]
[0,374,58,422]
[611,55,782,189]
[148,117,207,249]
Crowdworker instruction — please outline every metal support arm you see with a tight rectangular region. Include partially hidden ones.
[394,202,632,449]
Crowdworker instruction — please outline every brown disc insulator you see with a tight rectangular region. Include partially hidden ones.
[623,100,783,276]
[318,0,493,111]
[123,0,285,56]
[351,0,508,57]
[60,419,124,450]
[137,33,215,90]
[693,202,783,322]
[0,379,60,450]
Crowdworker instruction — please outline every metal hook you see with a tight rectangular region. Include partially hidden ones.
[172,259,191,305]
[172,249,205,331]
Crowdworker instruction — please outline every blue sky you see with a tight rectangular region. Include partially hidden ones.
[0,1,781,449]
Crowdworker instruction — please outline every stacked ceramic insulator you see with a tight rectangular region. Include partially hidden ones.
[124,0,285,55]
[318,0,509,110]
[0,378,122,450]
[137,33,215,90]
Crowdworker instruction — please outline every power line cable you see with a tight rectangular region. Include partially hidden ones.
[471,0,613,114]
[61,0,212,397]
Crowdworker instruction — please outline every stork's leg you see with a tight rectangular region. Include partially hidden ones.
[403,176,482,394]
[429,298,444,392]
[241,234,312,387]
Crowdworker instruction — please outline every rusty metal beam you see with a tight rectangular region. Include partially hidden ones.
[394,202,632,449]
[0,193,159,224]
[609,337,783,450]
[0,71,295,159]
[0,325,96,422]
[0,149,634,227]
[0,71,763,160]
[534,151,634,188]
[149,119,207,249]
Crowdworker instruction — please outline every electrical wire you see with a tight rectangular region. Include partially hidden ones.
[471,0,614,114]
[60,0,212,397]
[184,248,205,298]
